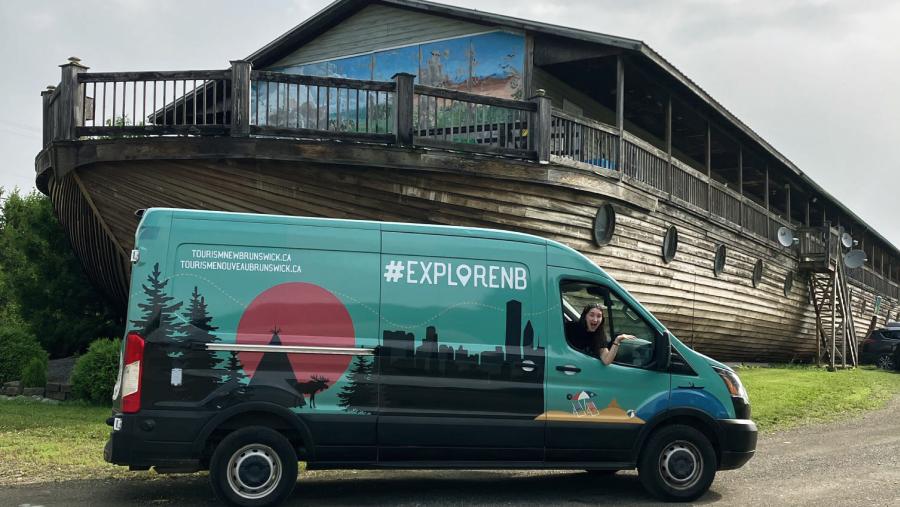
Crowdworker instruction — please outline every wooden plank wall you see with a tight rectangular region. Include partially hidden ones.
[269,4,489,69]
[71,158,898,362]
[47,174,130,313]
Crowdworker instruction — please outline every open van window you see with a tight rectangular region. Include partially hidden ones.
[561,281,657,368]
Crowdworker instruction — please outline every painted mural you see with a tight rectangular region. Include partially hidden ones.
[253,31,525,130]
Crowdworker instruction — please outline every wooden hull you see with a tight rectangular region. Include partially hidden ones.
[50,155,893,362]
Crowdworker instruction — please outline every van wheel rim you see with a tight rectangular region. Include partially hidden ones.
[877,355,895,370]
[227,444,282,500]
[659,440,703,490]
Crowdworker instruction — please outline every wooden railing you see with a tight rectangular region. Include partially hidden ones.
[742,199,768,238]
[42,61,542,157]
[549,109,617,169]
[250,71,395,143]
[847,266,900,300]
[76,70,232,137]
[709,180,741,225]
[413,84,535,157]
[671,158,708,211]
[797,224,840,269]
[622,133,668,191]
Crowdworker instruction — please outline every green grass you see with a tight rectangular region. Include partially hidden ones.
[2,366,900,484]
[0,397,130,485]
[740,365,900,433]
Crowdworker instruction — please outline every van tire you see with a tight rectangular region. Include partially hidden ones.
[209,426,298,507]
[638,424,716,502]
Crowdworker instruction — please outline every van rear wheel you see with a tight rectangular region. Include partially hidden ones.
[209,426,298,507]
[638,424,716,502]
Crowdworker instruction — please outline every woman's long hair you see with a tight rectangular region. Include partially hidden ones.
[579,304,610,348]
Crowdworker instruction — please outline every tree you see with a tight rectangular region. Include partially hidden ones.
[337,355,376,414]
[181,286,220,392]
[220,351,246,385]
[0,189,118,357]
[131,262,183,339]
[130,262,183,402]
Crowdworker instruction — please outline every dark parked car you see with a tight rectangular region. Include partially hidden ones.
[861,325,900,369]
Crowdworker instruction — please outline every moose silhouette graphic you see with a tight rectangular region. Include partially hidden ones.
[293,375,331,408]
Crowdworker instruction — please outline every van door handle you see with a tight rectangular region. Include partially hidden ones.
[556,365,582,375]
[518,360,536,372]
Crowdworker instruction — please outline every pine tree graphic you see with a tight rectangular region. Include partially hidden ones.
[337,355,376,414]
[130,263,184,403]
[221,351,246,385]
[130,263,183,338]
[180,286,220,392]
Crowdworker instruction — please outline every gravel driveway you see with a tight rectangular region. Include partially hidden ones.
[5,396,900,506]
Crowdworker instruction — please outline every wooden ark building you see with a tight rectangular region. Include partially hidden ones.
[36,0,900,363]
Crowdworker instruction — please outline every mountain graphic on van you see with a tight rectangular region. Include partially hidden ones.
[535,398,645,424]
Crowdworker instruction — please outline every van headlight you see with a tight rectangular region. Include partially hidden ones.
[713,366,749,404]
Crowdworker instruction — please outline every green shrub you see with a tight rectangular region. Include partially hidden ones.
[0,324,46,385]
[71,338,121,405]
[21,355,48,388]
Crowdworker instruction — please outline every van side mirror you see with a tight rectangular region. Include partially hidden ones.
[654,331,672,371]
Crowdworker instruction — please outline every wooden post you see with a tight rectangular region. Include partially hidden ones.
[58,57,88,141]
[41,85,56,147]
[231,60,252,137]
[785,184,791,225]
[616,55,625,179]
[666,96,672,197]
[765,165,770,240]
[529,89,552,163]
[524,35,535,99]
[831,267,837,371]
[738,145,743,228]
[706,123,711,214]
[392,73,415,146]
[816,293,822,368]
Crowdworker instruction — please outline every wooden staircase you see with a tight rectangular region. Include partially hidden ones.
[807,267,858,369]
[800,223,858,369]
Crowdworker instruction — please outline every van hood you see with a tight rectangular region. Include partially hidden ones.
[693,350,732,372]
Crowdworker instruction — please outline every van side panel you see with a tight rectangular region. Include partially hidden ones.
[377,232,548,461]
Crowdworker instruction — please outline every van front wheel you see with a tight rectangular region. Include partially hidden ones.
[638,424,716,502]
[209,426,298,507]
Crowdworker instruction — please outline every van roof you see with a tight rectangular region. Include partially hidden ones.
[143,207,608,277]
[147,207,548,245]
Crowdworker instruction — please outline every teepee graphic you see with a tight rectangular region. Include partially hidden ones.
[249,327,295,387]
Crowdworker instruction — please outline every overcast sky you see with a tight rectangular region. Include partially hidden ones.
[2,0,898,246]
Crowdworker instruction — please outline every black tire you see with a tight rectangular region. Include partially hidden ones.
[638,424,717,502]
[876,353,896,370]
[209,426,298,507]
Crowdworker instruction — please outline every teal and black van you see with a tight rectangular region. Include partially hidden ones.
[105,208,756,505]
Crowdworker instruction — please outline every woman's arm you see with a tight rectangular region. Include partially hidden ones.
[599,334,635,365]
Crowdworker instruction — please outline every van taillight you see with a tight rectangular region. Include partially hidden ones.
[122,332,145,413]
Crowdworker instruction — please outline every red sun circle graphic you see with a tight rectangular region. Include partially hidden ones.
[236,282,355,386]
